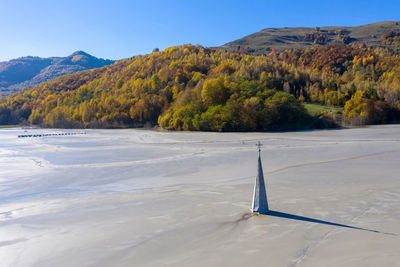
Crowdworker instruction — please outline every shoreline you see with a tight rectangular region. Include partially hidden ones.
[3,123,400,133]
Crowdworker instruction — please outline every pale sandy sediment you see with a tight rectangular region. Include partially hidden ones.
[0,126,399,267]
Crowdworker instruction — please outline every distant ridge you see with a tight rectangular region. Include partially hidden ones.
[0,51,114,96]
[220,21,400,54]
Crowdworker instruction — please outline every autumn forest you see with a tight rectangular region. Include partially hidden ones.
[1,39,400,131]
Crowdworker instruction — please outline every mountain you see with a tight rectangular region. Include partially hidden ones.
[2,43,400,131]
[221,21,400,54]
[0,51,114,96]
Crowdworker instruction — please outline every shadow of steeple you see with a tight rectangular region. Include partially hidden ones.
[260,210,396,236]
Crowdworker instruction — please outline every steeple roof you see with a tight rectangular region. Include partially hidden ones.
[252,145,269,214]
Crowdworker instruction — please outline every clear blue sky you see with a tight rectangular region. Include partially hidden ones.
[0,0,399,61]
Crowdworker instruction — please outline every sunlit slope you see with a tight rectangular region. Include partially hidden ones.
[221,21,400,54]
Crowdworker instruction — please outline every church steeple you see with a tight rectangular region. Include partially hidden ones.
[252,141,269,214]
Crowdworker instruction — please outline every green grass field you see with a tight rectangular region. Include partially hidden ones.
[304,103,343,116]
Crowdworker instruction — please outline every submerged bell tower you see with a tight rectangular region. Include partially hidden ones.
[252,141,269,214]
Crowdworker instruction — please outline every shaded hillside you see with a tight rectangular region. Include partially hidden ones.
[0,51,114,96]
[221,21,400,54]
[1,44,400,131]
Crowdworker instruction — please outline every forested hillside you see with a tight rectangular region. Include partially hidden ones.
[1,43,400,131]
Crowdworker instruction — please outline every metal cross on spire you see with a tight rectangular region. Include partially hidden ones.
[256,141,263,156]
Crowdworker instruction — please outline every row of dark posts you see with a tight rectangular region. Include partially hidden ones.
[18,132,86,138]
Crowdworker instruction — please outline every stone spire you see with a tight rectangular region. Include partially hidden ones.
[252,141,269,214]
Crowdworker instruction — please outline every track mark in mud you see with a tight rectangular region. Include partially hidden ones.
[265,149,400,176]
[218,149,400,185]
[101,212,255,265]
[0,238,28,247]
[289,194,399,267]
[51,151,208,169]
[290,231,332,267]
